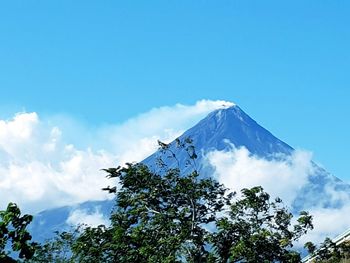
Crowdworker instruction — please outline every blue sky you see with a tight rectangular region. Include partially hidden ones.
[0,0,349,184]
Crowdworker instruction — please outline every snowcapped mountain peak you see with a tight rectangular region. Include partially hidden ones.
[210,105,250,123]
[174,105,293,157]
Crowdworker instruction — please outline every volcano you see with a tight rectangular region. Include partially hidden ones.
[29,105,350,242]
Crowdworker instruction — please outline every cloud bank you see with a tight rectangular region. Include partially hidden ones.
[205,143,350,245]
[205,143,314,207]
[66,208,110,228]
[0,100,232,214]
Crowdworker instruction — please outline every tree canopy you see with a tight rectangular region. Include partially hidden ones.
[305,237,350,262]
[0,203,37,262]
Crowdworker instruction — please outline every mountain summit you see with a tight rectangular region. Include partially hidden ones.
[181,105,293,156]
[144,105,292,165]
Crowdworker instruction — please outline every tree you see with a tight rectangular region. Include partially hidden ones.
[212,186,313,263]
[305,237,350,262]
[29,230,78,263]
[0,203,37,262]
[74,164,228,262]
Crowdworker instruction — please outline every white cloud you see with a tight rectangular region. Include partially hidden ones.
[299,205,350,245]
[66,208,110,227]
[299,178,350,245]
[0,100,232,214]
[205,142,350,246]
[205,142,314,207]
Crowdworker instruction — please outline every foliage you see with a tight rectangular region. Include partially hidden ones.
[305,237,350,262]
[71,225,111,262]
[29,230,78,263]
[211,186,313,263]
[0,203,37,262]
[78,160,228,261]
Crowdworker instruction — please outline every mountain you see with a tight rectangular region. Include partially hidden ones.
[30,105,350,242]
[143,105,293,171]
